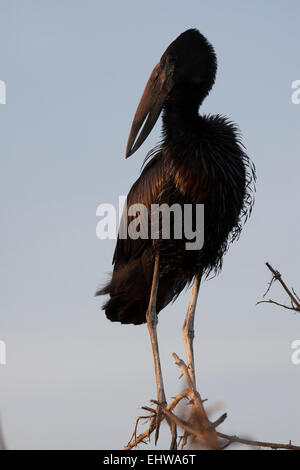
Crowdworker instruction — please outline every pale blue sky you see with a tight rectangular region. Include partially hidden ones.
[0,0,300,449]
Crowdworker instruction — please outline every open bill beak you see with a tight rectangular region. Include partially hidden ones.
[125,59,174,158]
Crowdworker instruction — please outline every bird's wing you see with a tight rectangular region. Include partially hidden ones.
[113,152,165,266]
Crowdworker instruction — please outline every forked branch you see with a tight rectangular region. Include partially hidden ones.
[125,352,300,450]
[126,262,300,451]
[257,262,300,313]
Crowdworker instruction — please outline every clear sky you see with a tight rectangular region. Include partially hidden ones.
[0,0,299,449]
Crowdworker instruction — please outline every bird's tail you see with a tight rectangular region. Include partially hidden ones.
[96,258,151,325]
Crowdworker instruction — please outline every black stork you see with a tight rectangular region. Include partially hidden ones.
[98,29,255,437]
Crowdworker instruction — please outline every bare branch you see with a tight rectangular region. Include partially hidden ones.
[217,432,300,451]
[256,299,297,311]
[126,261,300,451]
[257,262,300,314]
[124,389,189,450]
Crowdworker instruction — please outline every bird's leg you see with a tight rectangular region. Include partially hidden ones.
[146,254,166,443]
[182,274,201,386]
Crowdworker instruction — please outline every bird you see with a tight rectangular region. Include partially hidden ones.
[97,28,255,439]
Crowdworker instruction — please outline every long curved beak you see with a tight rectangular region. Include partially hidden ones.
[125,60,174,158]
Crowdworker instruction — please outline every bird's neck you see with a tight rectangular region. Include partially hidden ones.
[162,83,207,142]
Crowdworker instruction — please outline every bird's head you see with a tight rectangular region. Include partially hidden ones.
[126,29,217,158]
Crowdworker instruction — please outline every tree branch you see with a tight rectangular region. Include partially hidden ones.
[126,262,300,451]
[257,263,300,314]
[124,389,189,450]
[217,432,300,450]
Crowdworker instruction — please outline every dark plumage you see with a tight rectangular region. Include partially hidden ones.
[97,29,255,325]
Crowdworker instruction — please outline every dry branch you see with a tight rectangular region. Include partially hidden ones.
[217,432,300,450]
[125,261,300,451]
[126,354,225,450]
[125,389,189,450]
[125,347,300,450]
[257,262,300,313]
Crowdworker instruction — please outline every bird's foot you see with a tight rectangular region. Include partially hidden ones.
[151,398,177,449]
[154,403,165,444]
[153,390,167,444]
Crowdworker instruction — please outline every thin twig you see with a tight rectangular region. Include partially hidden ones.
[257,263,300,313]
[257,300,297,311]
[124,389,189,450]
[265,263,299,308]
[127,414,154,449]
[217,432,300,450]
